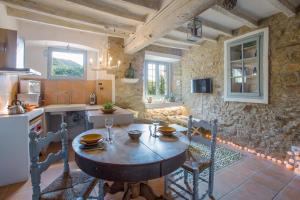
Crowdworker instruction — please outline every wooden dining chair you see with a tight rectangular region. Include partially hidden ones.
[29,122,97,200]
[165,115,218,200]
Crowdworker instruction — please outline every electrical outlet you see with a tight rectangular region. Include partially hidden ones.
[291,146,300,152]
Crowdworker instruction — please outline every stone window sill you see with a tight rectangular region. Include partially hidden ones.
[144,102,183,109]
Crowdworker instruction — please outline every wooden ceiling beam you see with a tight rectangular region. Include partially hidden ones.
[124,0,217,54]
[266,0,296,17]
[174,27,218,43]
[153,41,190,50]
[119,0,161,12]
[65,0,146,23]
[211,4,258,28]
[6,7,129,38]
[161,36,201,46]
[0,0,135,33]
[199,18,232,36]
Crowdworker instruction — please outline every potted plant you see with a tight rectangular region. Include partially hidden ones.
[101,102,116,114]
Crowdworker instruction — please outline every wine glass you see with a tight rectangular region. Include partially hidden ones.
[105,117,114,143]
[152,118,160,138]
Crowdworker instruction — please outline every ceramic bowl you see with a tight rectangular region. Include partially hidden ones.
[158,126,176,136]
[128,130,142,140]
[101,108,116,114]
[80,134,102,144]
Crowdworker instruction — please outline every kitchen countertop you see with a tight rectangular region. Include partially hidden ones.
[0,108,44,121]
[43,104,101,113]
[86,106,134,128]
[0,104,102,120]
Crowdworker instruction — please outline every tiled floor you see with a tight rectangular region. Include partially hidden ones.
[0,143,299,200]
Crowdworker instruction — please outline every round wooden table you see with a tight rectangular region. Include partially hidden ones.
[72,124,188,200]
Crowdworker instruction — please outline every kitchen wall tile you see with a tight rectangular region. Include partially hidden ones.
[0,75,18,113]
[42,80,97,105]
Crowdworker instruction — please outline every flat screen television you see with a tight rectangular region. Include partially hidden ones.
[191,78,212,93]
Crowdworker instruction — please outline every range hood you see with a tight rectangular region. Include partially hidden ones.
[0,67,41,75]
[0,28,41,76]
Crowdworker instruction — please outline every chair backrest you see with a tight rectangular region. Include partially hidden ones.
[187,115,218,162]
[29,122,69,200]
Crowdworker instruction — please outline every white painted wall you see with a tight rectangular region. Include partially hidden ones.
[17,20,108,80]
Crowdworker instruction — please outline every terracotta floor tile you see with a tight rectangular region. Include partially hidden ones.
[249,171,293,192]
[275,178,300,200]
[213,166,254,199]
[260,165,295,184]
[220,179,277,200]
[1,143,299,200]
[2,189,32,200]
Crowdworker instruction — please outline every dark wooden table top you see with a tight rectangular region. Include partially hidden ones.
[72,124,188,182]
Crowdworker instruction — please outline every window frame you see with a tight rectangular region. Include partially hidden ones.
[47,47,87,80]
[144,60,171,100]
[224,27,269,104]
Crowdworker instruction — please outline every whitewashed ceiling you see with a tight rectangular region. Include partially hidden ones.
[0,0,299,52]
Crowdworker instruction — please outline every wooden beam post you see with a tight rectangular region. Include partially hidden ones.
[124,0,216,54]
[266,0,296,17]
[119,0,161,11]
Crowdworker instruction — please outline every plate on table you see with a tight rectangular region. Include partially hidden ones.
[158,126,176,136]
[79,141,106,150]
[80,134,103,145]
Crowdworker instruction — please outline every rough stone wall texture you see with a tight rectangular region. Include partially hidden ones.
[181,13,300,159]
[144,106,188,122]
[108,37,183,118]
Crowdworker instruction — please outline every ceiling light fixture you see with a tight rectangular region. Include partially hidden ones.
[187,17,202,42]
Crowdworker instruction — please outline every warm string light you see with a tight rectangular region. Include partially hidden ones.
[216,138,300,175]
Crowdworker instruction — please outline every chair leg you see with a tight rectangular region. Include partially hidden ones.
[208,166,214,197]
[184,170,188,184]
[98,179,104,200]
[192,169,199,200]
[164,174,168,198]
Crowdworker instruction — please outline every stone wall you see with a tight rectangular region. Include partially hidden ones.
[181,13,300,159]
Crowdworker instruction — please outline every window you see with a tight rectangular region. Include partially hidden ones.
[144,61,171,100]
[48,47,87,79]
[224,28,269,104]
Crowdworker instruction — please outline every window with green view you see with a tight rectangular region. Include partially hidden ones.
[48,48,87,79]
[144,61,170,99]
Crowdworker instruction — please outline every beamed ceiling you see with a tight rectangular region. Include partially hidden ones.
[0,0,299,54]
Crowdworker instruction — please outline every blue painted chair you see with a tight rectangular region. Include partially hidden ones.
[165,115,218,200]
[29,122,97,200]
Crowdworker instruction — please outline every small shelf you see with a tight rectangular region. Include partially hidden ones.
[91,66,118,71]
[230,59,242,63]
[231,57,257,63]
[121,78,139,83]
[243,45,256,50]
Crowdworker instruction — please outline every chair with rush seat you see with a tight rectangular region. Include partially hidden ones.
[29,122,97,200]
[165,115,218,200]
